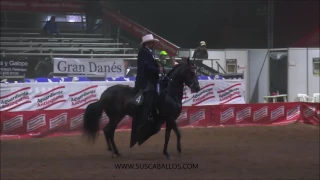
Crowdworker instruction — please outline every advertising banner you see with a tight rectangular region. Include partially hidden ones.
[0,57,29,77]
[0,80,245,112]
[1,102,318,140]
[182,80,245,106]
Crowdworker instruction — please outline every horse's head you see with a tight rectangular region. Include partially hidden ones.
[184,57,200,93]
[168,57,200,93]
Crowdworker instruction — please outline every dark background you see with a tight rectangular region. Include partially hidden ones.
[1,0,319,49]
[110,0,319,48]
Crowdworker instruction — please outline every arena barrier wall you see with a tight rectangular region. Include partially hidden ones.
[0,102,318,140]
[0,80,245,112]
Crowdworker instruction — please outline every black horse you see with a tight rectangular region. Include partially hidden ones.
[83,57,200,158]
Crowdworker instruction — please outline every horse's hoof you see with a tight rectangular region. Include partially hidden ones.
[177,147,181,153]
[163,152,170,159]
[115,153,122,157]
[130,142,136,148]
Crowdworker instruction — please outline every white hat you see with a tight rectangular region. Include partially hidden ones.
[140,34,159,45]
[200,41,206,46]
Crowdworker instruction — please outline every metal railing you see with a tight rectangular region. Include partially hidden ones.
[0,42,129,47]
[1,52,138,58]
[1,47,135,53]
[0,37,114,41]
[0,32,104,37]
[1,27,86,33]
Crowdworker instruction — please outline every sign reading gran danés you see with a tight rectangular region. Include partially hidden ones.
[53,58,125,77]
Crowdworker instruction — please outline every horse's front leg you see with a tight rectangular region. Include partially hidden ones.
[171,120,181,153]
[163,122,172,159]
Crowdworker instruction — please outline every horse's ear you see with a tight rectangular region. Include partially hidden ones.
[187,57,190,65]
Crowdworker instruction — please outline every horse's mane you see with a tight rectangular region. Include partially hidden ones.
[166,63,184,78]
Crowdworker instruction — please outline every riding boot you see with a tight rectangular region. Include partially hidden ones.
[139,91,154,128]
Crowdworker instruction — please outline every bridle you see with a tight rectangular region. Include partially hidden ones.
[163,63,198,90]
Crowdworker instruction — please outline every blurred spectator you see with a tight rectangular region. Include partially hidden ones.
[34,57,53,78]
[47,72,54,78]
[170,56,179,66]
[157,51,178,73]
[157,51,168,67]
[85,0,102,33]
[42,16,60,37]
[192,41,208,64]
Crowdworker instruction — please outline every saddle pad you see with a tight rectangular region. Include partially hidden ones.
[134,91,144,106]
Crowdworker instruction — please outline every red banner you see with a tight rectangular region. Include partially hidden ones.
[301,102,320,125]
[1,102,318,140]
[0,0,84,13]
[100,3,180,57]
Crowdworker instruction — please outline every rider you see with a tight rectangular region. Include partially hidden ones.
[157,50,178,73]
[135,34,160,129]
[157,50,168,71]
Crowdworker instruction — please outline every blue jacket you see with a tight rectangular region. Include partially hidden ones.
[135,47,160,89]
[43,21,59,33]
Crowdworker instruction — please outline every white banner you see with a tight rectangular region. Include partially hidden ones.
[53,58,125,77]
[0,80,245,112]
[182,80,245,106]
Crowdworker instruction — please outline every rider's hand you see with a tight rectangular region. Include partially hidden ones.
[159,66,164,73]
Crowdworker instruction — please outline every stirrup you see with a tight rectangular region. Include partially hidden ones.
[148,114,154,121]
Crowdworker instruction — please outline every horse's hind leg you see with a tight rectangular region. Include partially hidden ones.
[105,115,124,157]
[163,119,181,158]
[103,125,113,152]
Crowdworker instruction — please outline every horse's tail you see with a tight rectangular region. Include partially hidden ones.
[83,100,103,142]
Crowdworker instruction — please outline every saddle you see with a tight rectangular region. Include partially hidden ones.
[133,75,169,107]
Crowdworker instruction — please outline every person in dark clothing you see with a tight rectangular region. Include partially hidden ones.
[134,34,160,130]
[42,16,60,37]
[34,57,53,77]
[85,0,102,33]
[192,41,208,63]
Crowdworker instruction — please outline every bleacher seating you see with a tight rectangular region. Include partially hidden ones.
[0,29,138,57]
[1,32,104,37]
[0,28,241,83]
[0,27,141,83]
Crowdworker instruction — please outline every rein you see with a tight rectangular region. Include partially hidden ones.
[161,64,186,102]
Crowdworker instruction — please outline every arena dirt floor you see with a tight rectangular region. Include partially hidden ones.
[1,123,319,180]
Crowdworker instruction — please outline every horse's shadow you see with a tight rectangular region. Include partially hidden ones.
[110,150,182,161]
